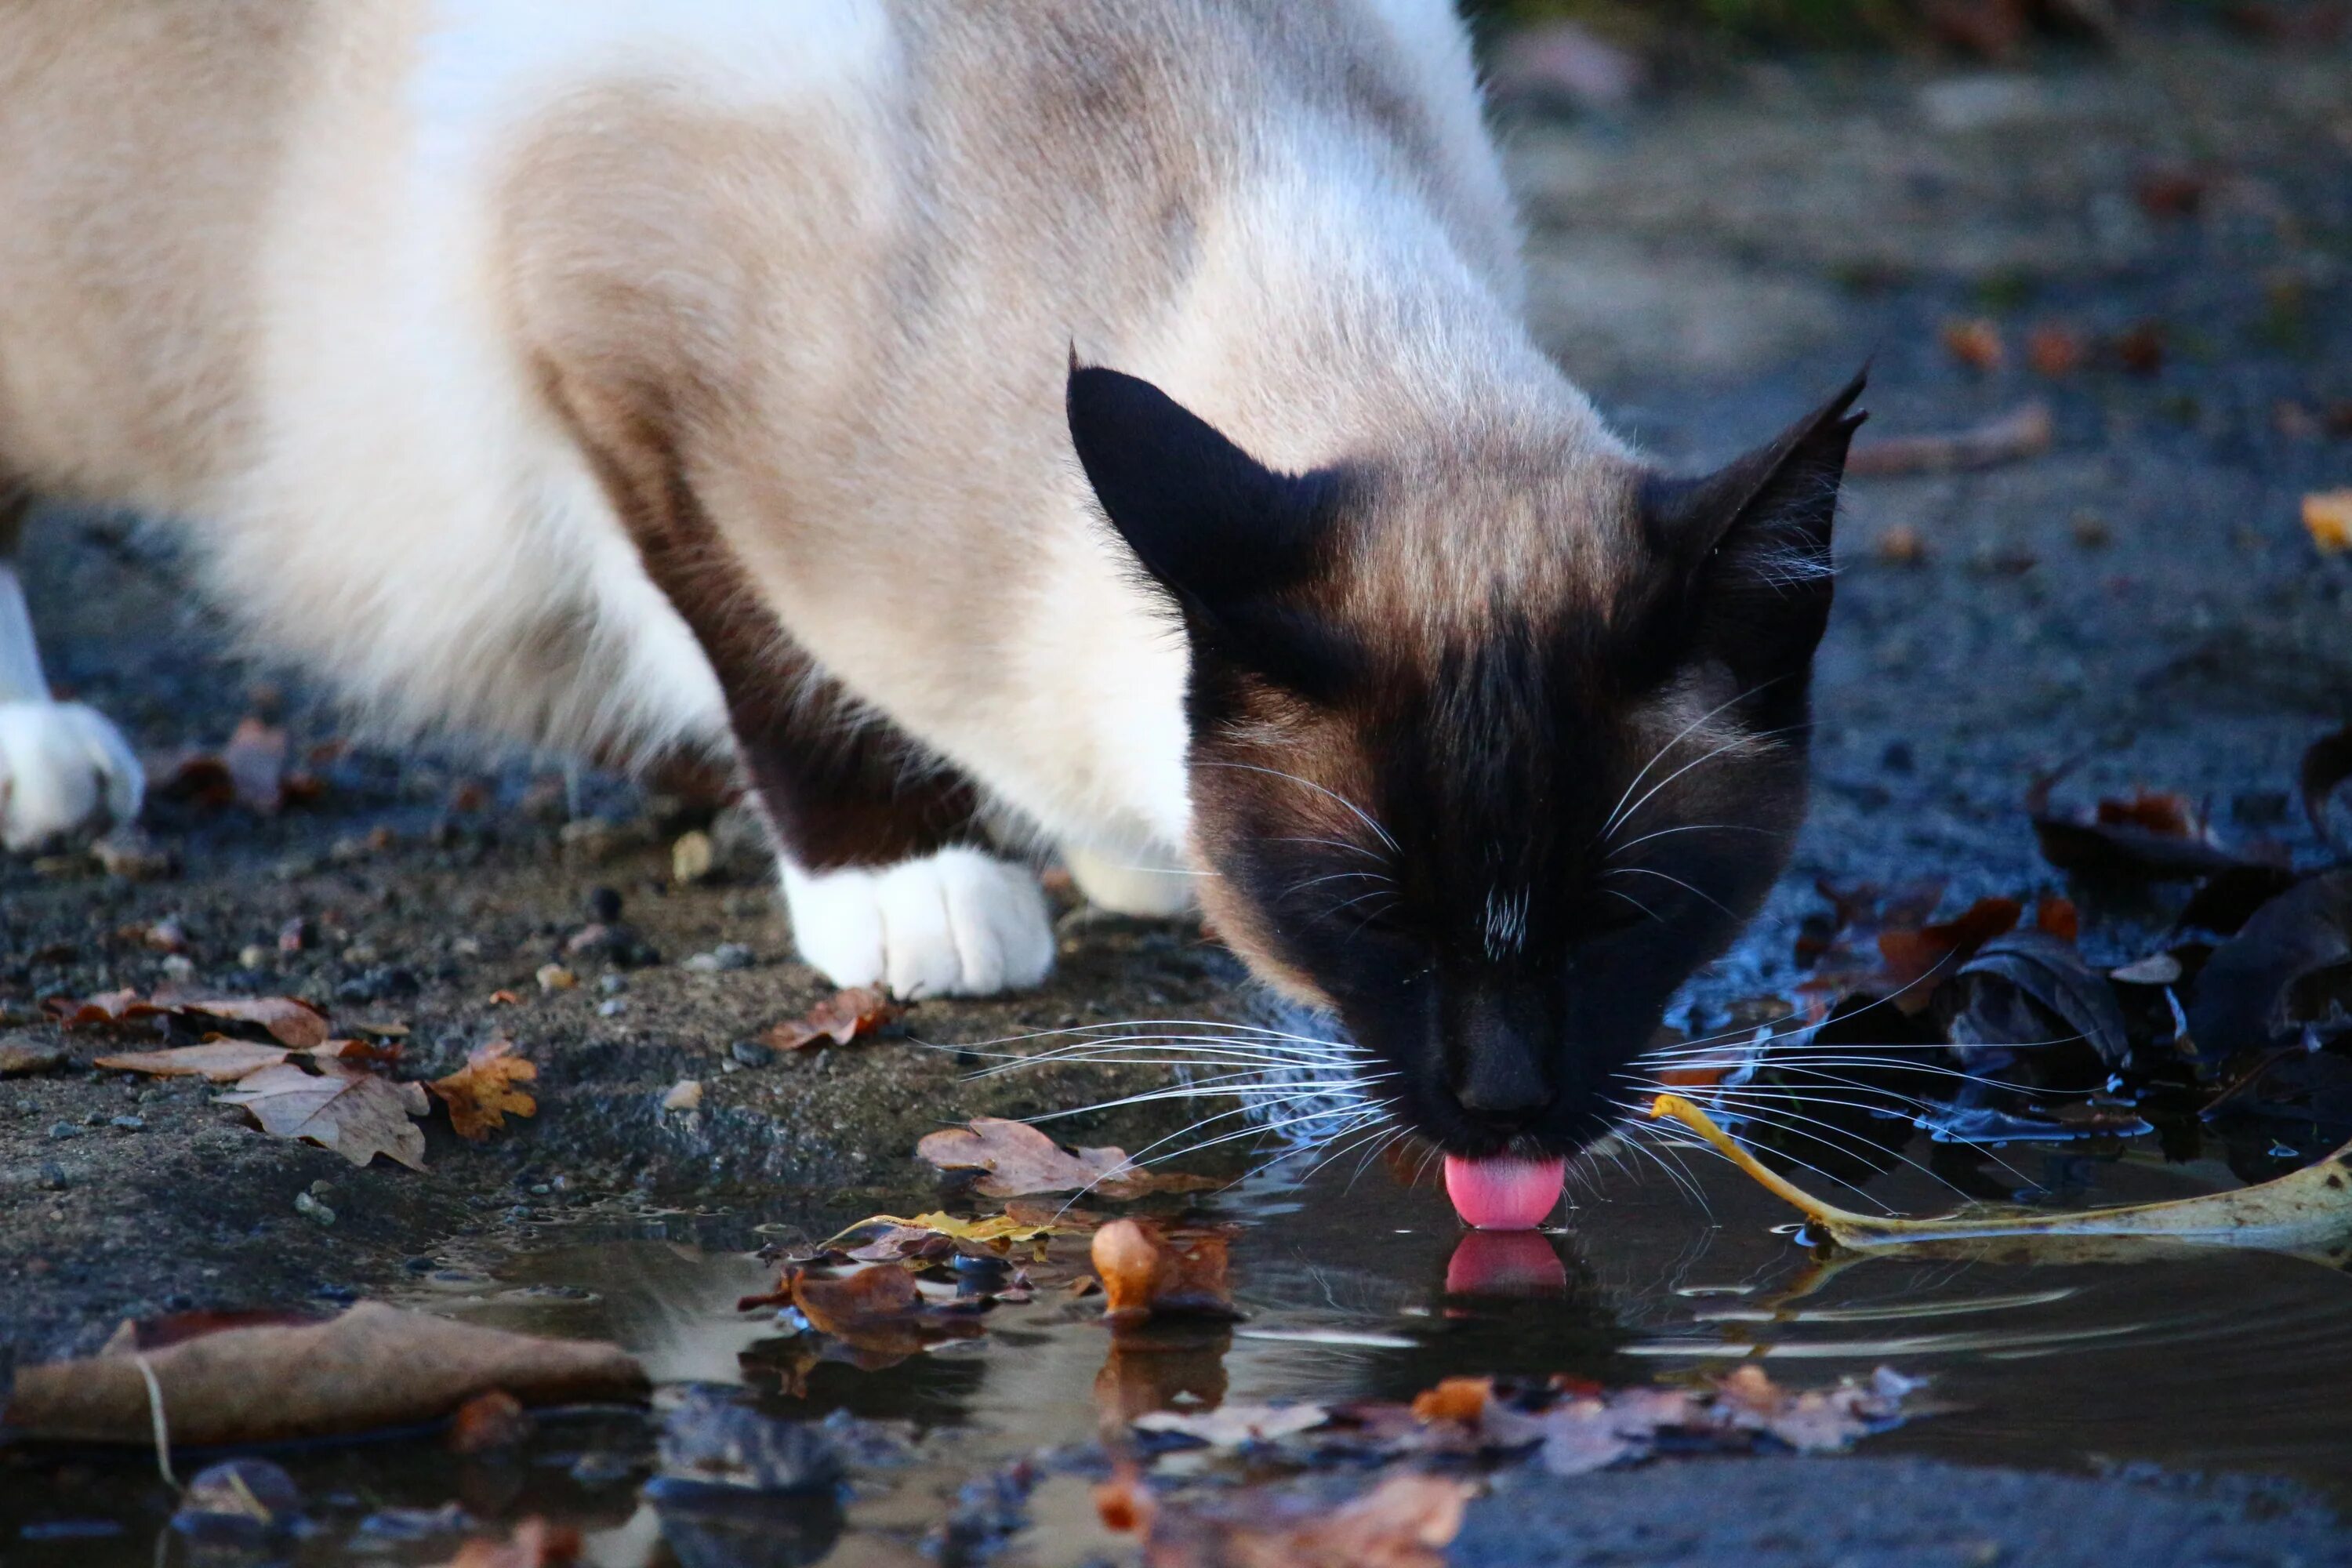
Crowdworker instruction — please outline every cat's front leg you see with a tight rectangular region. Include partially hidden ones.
[541,370,1052,998]
[0,498,143,851]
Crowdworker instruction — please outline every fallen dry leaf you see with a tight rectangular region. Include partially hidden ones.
[1129,1472,1476,1568]
[2029,779,2268,881]
[1874,895,2022,1010]
[1651,1091,2352,1254]
[2025,322,2084,376]
[223,717,290,816]
[1410,1377,1492,1425]
[435,1519,582,1568]
[1091,1218,1238,1321]
[4,1301,645,1446]
[1940,316,2005,373]
[94,1040,290,1081]
[1845,401,2053,477]
[762,986,906,1052]
[2305,500,2343,561]
[820,1210,1065,1263]
[48,989,332,1049]
[917,1116,1218,1200]
[2113,320,2166,376]
[218,1062,430,1170]
[429,1039,538,1140]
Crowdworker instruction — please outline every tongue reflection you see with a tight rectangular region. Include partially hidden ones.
[1443,1155,1566,1230]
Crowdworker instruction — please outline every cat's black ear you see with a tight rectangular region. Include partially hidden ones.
[1066,362,1341,619]
[1644,368,1866,692]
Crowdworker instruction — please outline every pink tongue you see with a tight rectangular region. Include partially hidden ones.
[1443,1155,1566,1230]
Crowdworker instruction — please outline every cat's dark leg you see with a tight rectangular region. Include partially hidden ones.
[540,367,1054,996]
[0,488,144,851]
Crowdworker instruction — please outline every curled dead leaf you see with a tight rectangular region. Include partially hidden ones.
[429,1039,538,1140]
[1091,1218,1238,1321]
[1846,401,2052,477]
[4,1301,645,1446]
[762,986,905,1052]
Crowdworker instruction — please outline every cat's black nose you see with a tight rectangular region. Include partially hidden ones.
[1450,992,1556,1119]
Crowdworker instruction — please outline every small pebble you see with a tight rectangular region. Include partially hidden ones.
[109,1115,145,1132]
[48,1121,81,1140]
[671,829,716,885]
[238,945,270,971]
[597,998,627,1018]
[309,1178,338,1200]
[158,954,197,982]
[683,942,754,974]
[293,1191,337,1227]
[729,1040,775,1069]
[662,1079,704,1112]
[536,963,579,993]
[588,886,624,923]
[38,1162,69,1190]
[598,972,629,995]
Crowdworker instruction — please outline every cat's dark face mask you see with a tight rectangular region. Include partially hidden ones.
[1068,362,1862,1162]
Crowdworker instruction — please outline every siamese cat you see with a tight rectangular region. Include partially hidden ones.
[0,2,1859,1200]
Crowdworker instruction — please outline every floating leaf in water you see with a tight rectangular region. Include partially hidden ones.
[1091,1218,1239,1321]
[1101,1470,1474,1568]
[1650,1092,2352,1254]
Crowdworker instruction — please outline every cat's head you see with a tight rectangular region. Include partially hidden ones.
[1069,363,1862,1161]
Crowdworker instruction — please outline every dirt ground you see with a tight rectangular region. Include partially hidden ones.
[3,21,2350,1562]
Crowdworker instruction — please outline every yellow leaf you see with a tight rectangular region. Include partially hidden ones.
[2306,490,2352,554]
[1648,1093,2352,1254]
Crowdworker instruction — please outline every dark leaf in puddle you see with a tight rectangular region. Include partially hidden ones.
[1943,930,2132,1080]
[174,1458,303,1541]
[2187,869,2352,1063]
[4,1301,646,1446]
[650,1388,846,1498]
[2302,725,2352,853]
[2029,779,2274,881]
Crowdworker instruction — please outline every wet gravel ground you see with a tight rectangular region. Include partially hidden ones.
[3,24,2349,1565]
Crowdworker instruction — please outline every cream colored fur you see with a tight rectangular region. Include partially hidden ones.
[0,2,1618,993]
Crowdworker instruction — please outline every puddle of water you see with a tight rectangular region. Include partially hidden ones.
[6,1146,2351,1565]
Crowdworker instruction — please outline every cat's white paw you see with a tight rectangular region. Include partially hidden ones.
[781,846,1054,998]
[0,700,144,852]
[1064,844,1197,918]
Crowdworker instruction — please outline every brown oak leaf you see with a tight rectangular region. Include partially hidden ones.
[429,1040,538,1140]
[917,1116,1218,1200]
[217,1062,430,1169]
[762,986,905,1051]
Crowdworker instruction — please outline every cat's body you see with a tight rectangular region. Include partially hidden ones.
[0,2,1857,1169]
